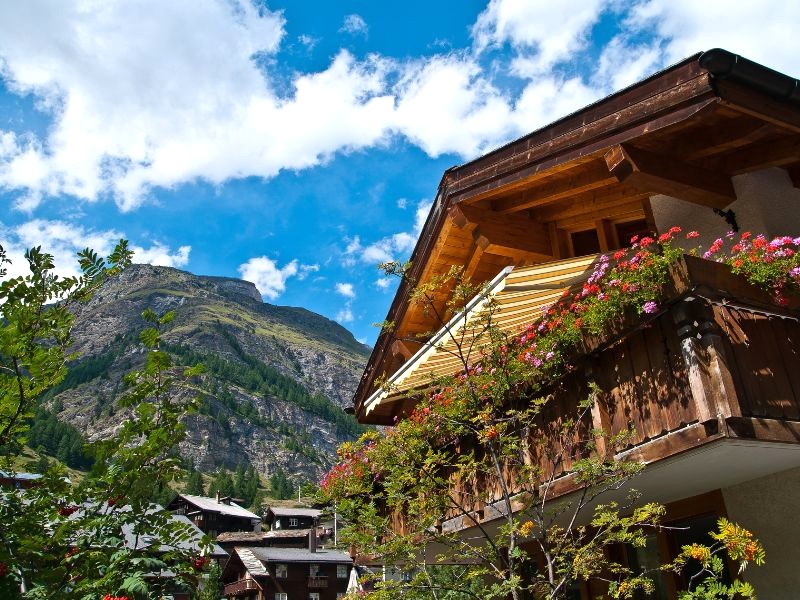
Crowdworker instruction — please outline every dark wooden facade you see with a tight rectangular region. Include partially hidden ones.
[222,548,351,600]
[167,494,260,536]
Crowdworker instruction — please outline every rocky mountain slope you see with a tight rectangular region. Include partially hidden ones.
[47,264,370,483]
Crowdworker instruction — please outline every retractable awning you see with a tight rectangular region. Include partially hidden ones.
[364,254,600,417]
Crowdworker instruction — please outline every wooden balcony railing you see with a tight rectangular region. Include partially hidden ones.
[393,256,800,532]
[308,576,328,588]
[223,578,259,596]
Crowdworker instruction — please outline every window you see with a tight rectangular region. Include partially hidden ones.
[289,517,298,527]
[274,519,281,529]
[337,564,348,579]
[275,594,287,600]
[570,228,601,256]
[309,564,321,577]
[309,594,320,600]
[275,563,287,578]
[626,533,668,600]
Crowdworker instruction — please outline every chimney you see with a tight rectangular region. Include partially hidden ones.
[309,517,319,553]
[215,491,220,503]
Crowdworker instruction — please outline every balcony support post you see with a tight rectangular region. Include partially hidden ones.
[673,300,742,425]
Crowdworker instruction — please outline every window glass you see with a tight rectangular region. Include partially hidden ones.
[290,518,298,527]
[309,563,321,577]
[337,564,348,579]
[309,594,320,600]
[571,229,601,256]
[275,563,287,578]
[275,594,287,600]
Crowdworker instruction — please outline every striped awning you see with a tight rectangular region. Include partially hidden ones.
[364,254,600,416]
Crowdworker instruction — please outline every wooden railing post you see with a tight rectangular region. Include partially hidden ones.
[673,299,741,424]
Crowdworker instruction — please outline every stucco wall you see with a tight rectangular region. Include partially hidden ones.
[650,167,800,250]
[721,466,800,598]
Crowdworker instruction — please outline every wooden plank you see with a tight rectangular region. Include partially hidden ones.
[643,318,673,434]
[769,316,800,420]
[710,135,800,174]
[716,78,800,134]
[748,312,795,419]
[491,161,618,213]
[451,204,554,257]
[448,72,715,200]
[629,329,663,440]
[595,219,614,252]
[605,143,736,209]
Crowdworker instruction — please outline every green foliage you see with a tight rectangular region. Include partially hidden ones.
[193,560,224,600]
[23,407,94,469]
[324,229,781,600]
[0,242,216,598]
[270,468,294,500]
[165,331,365,438]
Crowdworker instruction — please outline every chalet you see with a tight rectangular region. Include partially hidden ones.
[167,492,261,537]
[0,471,43,489]
[353,48,800,599]
[216,527,335,553]
[221,542,353,600]
[264,506,321,531]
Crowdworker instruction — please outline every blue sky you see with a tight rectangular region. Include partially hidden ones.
[1,1,799,345]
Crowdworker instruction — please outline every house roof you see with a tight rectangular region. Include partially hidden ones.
[178,493,261,520]
[363,255,599,420]
[266,506,321,518]
[353,48,800,424]
[122,514,227,558]
[242,546,352,565]
[216,531,268,544]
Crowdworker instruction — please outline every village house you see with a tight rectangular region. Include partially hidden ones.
[167,492,261,537]
[352,48,800,599]
[221,540,353,600]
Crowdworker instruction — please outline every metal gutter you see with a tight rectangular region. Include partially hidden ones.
[699,48,800,104]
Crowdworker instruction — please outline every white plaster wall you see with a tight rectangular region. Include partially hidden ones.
[650,167,800,251]
[721,466,800,598]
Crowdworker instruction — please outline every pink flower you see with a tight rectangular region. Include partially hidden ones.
[686,231,700,239]
[642,301,658,314]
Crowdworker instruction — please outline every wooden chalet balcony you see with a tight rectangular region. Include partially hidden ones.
[223,578,259,596]
[308,576,329,588]
[388,256,800,534]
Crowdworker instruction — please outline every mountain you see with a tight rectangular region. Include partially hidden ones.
[44,263,370,484]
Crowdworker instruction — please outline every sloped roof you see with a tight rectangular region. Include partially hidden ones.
[179,493,260,520]
[246,546,352,564]
[267,506,321,518]
[364,254,598,417]
[238,547,269,575]
[216,531,268,543]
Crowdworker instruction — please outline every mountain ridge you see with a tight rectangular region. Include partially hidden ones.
[46,263,370,484]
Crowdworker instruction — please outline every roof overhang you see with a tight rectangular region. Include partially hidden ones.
[354,49,800,423]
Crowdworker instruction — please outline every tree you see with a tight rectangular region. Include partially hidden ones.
[186,467,206,496]
[0,242,215,598]
[322,228,789,600]
[270,468,293,500]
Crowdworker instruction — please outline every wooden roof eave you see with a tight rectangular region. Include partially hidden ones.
[353,49,800,420]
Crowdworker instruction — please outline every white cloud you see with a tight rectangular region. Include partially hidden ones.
[375,277,392,290]
[336,304,354,323]
[344,200,432,266]
[297,263,319,280]
[1,1,799,212]
[396,197,407,209]
[0,218,191,279]
[238,256,298,300]
[473,0,607,75]
[340,14,368,36]
[297,34,318,51]
[335,282,356,298]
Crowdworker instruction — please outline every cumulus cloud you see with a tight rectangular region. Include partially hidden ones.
[0,1,798,211]
[297,263,320,280]
[340,14,368,36]
[336,304,354,323]
[238,256,298,300]
[344,200,432,266]
[0,218,191,279]
[375,277,393,290]
[335,282,356,298]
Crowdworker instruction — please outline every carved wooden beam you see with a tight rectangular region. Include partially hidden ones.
[491,162,618,214]
[604,143,736,209]
[450,204,552,259]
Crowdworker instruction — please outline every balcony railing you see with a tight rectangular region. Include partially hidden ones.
[308,576,329,588]
[223,578,259,596]
[389,256,800,533]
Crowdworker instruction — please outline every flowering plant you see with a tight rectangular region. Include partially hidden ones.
[323,227,795,600]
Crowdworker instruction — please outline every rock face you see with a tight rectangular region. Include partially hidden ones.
[53,264,370,482]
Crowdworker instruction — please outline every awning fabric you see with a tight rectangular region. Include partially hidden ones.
[364,254,599,416]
